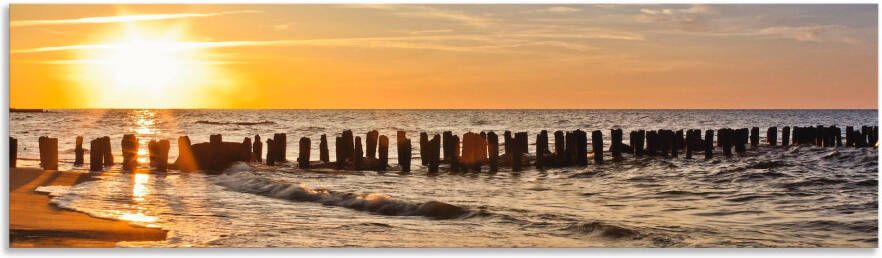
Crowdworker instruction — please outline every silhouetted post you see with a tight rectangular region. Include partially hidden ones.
[704,130,714,159]
[366,130,378,159]
[573,130,588,166]
[273,133,287,162]
[102,136,113,167]
[536,130,548,169]
[511,135,521,172]
[242,137,253,162]
[427,134,441,173]
[74,136,84,165]
[750,127,760,148]
[634,130,645,157]
[487,132,499,173]
[782,126,791,146]
[354,136,364,170]
[735,128,748,155]
[334,137,344,169]
[646,130,657,156]
[591,130,603,164]
[148,140,158,168]
[121,134,138,171]
[685,130,695,159]
[419,132,429,165]
[298,137,311,169]
[553,131,565,165]
[451,135,461,172]
[767,127,777,146]
[157,139,169,171]
[253,135,263,162]
[834,126,842,147]
[443,131,454,162]
[611,129,623,160]
[266,139,276,166]
[378,135,389,171]
[720,128,733,157]
[672,129,683,158]
[397,131,411,173]
[89,138,102,171]
[319,134,329,163]
[177,136,196,172]
[10,137,17,168]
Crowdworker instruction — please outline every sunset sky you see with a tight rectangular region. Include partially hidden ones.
[9,4,878,109]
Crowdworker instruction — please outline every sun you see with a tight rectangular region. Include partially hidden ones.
[71,22,234,108]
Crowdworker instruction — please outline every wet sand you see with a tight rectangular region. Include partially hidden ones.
[10,167,167,247]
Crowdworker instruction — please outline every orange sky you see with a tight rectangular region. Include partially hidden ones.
[9,4,879,109]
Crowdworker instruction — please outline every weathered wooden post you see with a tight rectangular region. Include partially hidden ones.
[419,132,428,165]
[44,137,58,170]
[685,130,695,159]
[157,139,169,171]
[735,128,748,155]
[266,139,276,166]
[253,135,263,162]
[354,136,364,170]
[591,130,603,164]
[782,126,791,146]
[750,127,760,148]
[319,134,329,163]
[536,130,548,169]
[397,131,411,173]
[574,130,588,166]
[704,130,714,159]
[121,134,138,171]
[342,130,354,164]
[720,128,732,157]
[673,129,683,158]
[427,134,441,173]
[634,130,645,157]
[89,138,102,171]
[334,137,344,169]
[834,126,842,147]
[298,137,311,169]
[75,136,84,165]
[177,136,196,172]
[273,133,287,162]
[378,135,389,171]
[443,131,454,162]
[148,140,157,168]
[767,127,777,146]
[487,132,499,173]
[366,130,378,159]
[646,130,657,156]
[10,137,17,168]
[451,135,461,172]
[553,131,565,165]
[102,136,113,166]
[611,129,623,160]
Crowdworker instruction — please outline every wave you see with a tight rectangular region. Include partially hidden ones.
[195,120,276,126]
[214,163,471,219]
[562,221,641,239]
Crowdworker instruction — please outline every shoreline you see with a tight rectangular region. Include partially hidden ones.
[9,167,168,248]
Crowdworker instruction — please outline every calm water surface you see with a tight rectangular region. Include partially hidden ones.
[12,109,879,247]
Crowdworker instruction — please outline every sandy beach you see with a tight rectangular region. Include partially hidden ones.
[9,167,167,247]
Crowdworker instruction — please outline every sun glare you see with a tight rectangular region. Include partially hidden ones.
[72,22,235,108]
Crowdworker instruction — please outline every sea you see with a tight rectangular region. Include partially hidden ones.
[9,109,879,247]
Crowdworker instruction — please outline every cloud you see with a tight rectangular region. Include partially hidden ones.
[752,25,861,44]
[272,22,293,31]
[528,6,581,14]
[637,5,717,32]
[11,10,261,27]
[342,5,491,27]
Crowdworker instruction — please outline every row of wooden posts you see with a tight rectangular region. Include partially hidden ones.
[9,125,879,172]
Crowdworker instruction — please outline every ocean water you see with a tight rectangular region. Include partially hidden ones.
[11,109,879,247]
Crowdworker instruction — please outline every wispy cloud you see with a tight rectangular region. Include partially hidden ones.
[11,10,261,27]
[637,5,717,32]
[527,6,581,14]
[342,5,492,28]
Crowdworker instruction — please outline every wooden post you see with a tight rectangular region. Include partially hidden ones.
[750,127,760,148]
[511,134,521,172]
[41,137,58,170]
[685,130,695,159]
[487,132,499,173]
[646,130,657,156]
[672,129,683,158]
[242,137,252,162]
[553,131,565,165]
[397,131,411,173]
[266,139,276,166]
[319,134,329,163]
[442,131,453,162]
[591,130,603,164]
[536,130,548,169]
[334,137,343,169]
[121,134,138,171]
[450,135,461,172]
[366,130,378,159]
[89,138,102,171]
[298,137,311,169]
[427,134,441,173]
[75,136,84,165]
[419,132,428,165]
[10,137,17,168]
[720,128,732,157]
[157,139,169,171]
[611,129,623,160]
[354,136,364,170]
[342,130,354,164]
[102,136,113,167]
[177,136,196,172]
[273,133,287,162]
[148,140,157,168]
[782,126,791,146]
[253,135,263,162]
[735,128,748,155]
[767,127,778,146]
[575,130,588,166]
[378,135,389,171]
[634,130,645,157]
[704,130,714,159]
